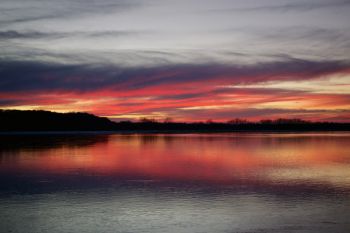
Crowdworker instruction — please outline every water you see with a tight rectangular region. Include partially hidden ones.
[0,133,350,233]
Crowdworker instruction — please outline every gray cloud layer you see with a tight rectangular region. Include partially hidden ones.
[215,0,350,12]
[1,0,350,66]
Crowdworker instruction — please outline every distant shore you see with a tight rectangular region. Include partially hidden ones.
[1,109,349,133]
[1,130,350,135]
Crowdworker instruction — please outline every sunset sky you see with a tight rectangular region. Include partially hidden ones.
[1,0,350,122]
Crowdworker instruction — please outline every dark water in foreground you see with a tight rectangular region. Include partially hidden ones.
[0,133,350,233]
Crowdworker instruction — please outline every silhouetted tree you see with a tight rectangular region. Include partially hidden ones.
[139,117,157,123]
[228,118,249,124]
[1,110,349,132]
[163,117,173,123]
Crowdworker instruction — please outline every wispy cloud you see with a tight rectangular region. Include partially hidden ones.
[0,0,142,26]
[213,0,350,13]
[0,30,146,40]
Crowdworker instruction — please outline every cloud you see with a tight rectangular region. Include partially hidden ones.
[1,58,349,93]
[1,0,349,122]
[0,30,144,40]
[0,58,349,122]
[0,99,20,106]
[0,0,142,26]
[0,30,48,39]
[2,1,350,67]
[215,0,350,13]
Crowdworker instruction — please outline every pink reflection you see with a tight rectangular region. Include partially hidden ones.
[1,133,350,187]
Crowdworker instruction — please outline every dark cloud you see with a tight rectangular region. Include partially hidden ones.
[0,58,349,93]
[0,30,143,40]
[0,99,21,106]
[0,31,51,39]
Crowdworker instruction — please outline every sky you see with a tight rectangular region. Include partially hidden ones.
[0,0,350,122]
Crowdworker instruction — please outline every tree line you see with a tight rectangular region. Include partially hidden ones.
[1,109,349,132]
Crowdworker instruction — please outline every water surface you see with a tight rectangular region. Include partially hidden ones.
[0,133,350,233]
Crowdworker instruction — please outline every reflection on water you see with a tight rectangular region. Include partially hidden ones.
[0,133,350,233]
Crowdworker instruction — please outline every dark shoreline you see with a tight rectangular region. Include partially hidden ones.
[1,130,349,135]
[1,109,349,133]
